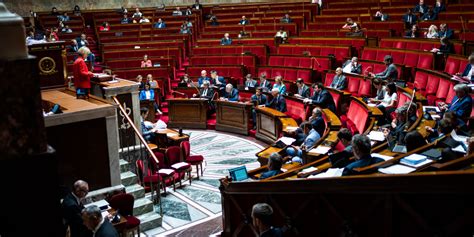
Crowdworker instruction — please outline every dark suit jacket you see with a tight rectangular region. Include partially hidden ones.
[405,31,420,38]
[434,4,446,13]
[266,95,287,112]
[297,85,311,98]
[342,60,362,74]
[245,79,258,88]
[239,19,249,25]
[251,94,267,105]
[421,12,438,21]
[310,116,326,137]
[402,14,418,25]
[192,3,203,9]
[439,43,454,54]
[198,87,214,99]
[311,89,336,112]
[448,95,473,120]
[462,64,473,79]
[413,4,428,13]
[375,63,398,81]
[342,155,384,176]
[62,193,91,237]
[94,220,119,237]
[259,80,272,92]
[220,37,232,45]
[198,76,210,86]
[224,88,239,101]
[438,29,454,39]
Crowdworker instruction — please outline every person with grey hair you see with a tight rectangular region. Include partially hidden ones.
[260,153,283,179]
[251,203,284,236]
[81,205,119,237]
[223,83,239,101]
[308,107,326,137]
[342,57,362,74]
[62,180,90,237]
[369,55,398,82]
[73,46,93,99]
[343,134,384,176]
[266,88,287,112]
[458,54,474,81]
[438,83,472,120]
[330,67,347,90]
[193,80,214,100]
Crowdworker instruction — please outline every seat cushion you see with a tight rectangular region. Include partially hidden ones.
[187,155,204,163]
[124,216,141,228]
[158,168,175,177]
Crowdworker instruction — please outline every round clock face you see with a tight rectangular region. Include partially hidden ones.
[39,57,56,74]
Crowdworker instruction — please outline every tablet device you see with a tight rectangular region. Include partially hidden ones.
[228,166,249,181]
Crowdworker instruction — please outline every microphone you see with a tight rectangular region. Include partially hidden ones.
[406,87,417,123]
[173,90,187,98]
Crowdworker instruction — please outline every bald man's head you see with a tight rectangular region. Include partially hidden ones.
[73,180,89,199]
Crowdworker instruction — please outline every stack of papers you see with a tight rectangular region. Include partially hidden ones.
[278,136,296,145]
[372,153,394,161]
[298,166,318,175]
[368,131,385,141]
[167,132,178,137]
[285,126,299,132]
[308,168,344,178]
[400,154,427,166]
[379,164,416,174]
[308,145,332,155]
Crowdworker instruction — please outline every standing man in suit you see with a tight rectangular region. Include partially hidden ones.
[369,55,398,82]
[62,180,91,237]
[342,57,362,74]
[244,74,258,88]
[220,33,232,45]
[402,9,418,29]
[223,84,239,101]
[305,83,336,113]
[198,70,210,87]
[210,70,226,93]
[81,205,119,237]
[295,78,310,98]
[251,87,268,129]
[413,0,428,14]
[439,84,473,121]
[266,88,287,112]
[258,73,272,92]
[192,0,203,10]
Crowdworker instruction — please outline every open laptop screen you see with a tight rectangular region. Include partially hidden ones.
[228,166,249,181]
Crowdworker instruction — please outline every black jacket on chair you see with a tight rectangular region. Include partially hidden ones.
[94,219,119,237]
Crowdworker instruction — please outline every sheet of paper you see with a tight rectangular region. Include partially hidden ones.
[285,126,299,132]
[309,145,331,155]
[378,164,416,174]
[368,131,385,141]
[451,129,468,144]
[278,136,296,145]
[372,153,394,161]
[167,133,178,137]
[403,153,427,162]
[300,166,318,173]
[452,145,467,154]
[308,168,344,178]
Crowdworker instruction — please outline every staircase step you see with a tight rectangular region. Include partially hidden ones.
[119,159,133,173]
[120,171,138,186]
[125,183,146,199]
[133,197,154,216]
[137,212,163,231]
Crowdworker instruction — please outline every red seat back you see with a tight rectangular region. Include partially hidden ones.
[347,100,369,134]
[347,77,360,94]
[109,193,135,216]
[358,79,372,97]
[166,146,182,165]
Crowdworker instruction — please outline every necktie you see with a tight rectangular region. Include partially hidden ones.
[202,89,207,96]
[408,16,411,23]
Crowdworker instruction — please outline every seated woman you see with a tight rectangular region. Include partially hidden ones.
[141,55,152,68]
[274,27,288,44]
[272,76,286,95]
[139,83,159,112]
[99,22,110,31]
[370,82,397,125]
[405,24,420,38]
[329,67,347,90]
[259,153,283,179]
[424,24,438,39]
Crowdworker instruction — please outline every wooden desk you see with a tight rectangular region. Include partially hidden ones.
[255,107,289,143]
[256,146,283,166]
[215,100,252,135]
[154,128,189,146]
[167,98,208,129]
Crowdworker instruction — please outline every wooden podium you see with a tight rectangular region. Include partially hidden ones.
[255,107,288,143]
[216,100,252,135]
[167,98,208,129]
[28,41,67,89]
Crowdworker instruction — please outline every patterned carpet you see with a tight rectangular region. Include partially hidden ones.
[143,130,264,236]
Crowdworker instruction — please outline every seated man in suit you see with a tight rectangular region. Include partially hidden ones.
[266,88,287,112]
[308,107,326,138]
[438,83,472,121]
[251,87,268,129]
[153,18,166,28]
[295,78,310,98]
[251,203,284,236]
[342,134,384,176]
[121,14,131,24]
[244,74,257,88]
[140,107,157,142]
[369,55,398,82]
[239,15,249,25]
[222,84,239,101]
[402,9,418,29]
[438,23,454,39]
[259,153,283,179]
[280,13,292,23]
[286,122,321,163]
[421,7,438,21]
[413,0,428,14]
[342,57,362,74]
[194,80,214,100]
[210,70,226,92]
[457,54,474,81]
[62,180,91,237]
[220,33,232,45]
[198,70,210,87]
[328,128,354,168]
[304,83,336,113]
[258,73,272,92]
[81,205,119,237]
[330,67,347,90]
[434,0,446,14]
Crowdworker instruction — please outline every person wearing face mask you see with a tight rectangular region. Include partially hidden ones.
[342,57,362,74]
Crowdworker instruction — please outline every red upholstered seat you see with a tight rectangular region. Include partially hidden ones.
[285,98,306,124]
[435,78,451,101]
[166,146,192,186]
[398,92,410,108]
[417,54,433,69]
[358,79,372,97]
[347,77,360,95]
[324,73,335,87]
[180,141,204,179]
[445,83,456,104]
[327,90,341,111]
[108,193,141,235]
[347,100,369,134]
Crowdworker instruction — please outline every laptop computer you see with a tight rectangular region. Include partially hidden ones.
[228,166,249,182]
